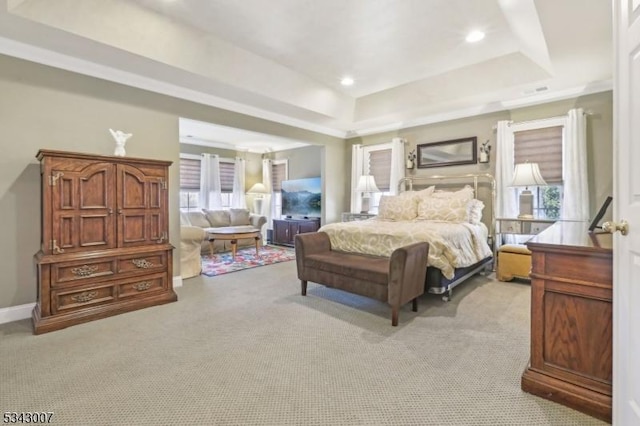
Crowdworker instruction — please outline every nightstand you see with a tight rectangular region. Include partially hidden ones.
[341,212,376,222]
[496,217,555,239]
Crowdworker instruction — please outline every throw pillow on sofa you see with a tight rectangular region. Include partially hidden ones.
[229,209,251,226]
[187,211,212,228]
[202,209,231,227]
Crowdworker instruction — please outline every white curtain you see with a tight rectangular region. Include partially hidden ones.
[350,144,364,213]
[495,120,517,219]
[389,137,405,195]
[199,153,222,210]
[262,158,273,242]
[562,108,590,220]
[231,157,246,208]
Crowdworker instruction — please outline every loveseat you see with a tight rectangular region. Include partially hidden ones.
[179,208,267,279]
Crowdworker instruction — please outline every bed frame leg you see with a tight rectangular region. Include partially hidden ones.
[412,298,418,312]
[391,307,399,326]
[301,280,307,296]
[442,288,452,302]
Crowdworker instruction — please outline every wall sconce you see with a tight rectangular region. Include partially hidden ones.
[479,140,491,163]
[406,149,416,169]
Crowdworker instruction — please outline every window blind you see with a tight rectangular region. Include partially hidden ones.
[271,163,286,192]
[220,161,235,193]
[368,148,392,191]
[179,158,201,190]
[514,126,563,183]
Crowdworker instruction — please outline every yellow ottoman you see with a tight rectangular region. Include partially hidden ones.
[497,244,532,281]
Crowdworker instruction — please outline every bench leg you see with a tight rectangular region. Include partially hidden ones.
[412,298,418,312]
[391,307,398,326]
[301,280,307,296]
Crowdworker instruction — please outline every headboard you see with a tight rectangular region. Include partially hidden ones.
[397,173,496,246]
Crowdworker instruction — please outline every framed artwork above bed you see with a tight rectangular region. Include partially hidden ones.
[417,137,477,168]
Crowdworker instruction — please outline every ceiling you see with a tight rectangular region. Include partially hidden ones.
[0,0,612,150]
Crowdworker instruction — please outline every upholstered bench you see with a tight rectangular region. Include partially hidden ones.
[294,232,429,326]
[497,244,532,281]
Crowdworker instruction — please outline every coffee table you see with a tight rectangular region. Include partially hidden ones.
[207,227,261,260]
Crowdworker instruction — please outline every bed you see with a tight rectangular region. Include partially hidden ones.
[319,173,496,301]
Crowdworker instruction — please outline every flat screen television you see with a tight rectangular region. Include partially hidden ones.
[281,177,321,218]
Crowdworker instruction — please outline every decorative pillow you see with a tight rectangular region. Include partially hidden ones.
[417,196,470,222]
[229,209,251,226]
[431,185,474,200]
[399,185,435,201]
[188,211,214,228]
[467,199,485,224]
[202,209,231,227]
[378,194,419,221]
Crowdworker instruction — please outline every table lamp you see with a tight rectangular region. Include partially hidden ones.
[247,182,269,214]
[356,175,379,214]
[511,162,547,219]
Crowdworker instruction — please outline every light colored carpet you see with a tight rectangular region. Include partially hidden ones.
[0,261,607,426]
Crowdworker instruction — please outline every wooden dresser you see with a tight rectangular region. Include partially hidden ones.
[32,150,177,334]
[522,221,612,422]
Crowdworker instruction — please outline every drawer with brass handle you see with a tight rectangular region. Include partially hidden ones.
[52,284,115,313]
[117,252,167,274]
[117,273,166,299]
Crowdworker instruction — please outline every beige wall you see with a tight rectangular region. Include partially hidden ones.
[347,91,613,221]
[0,54,345,309]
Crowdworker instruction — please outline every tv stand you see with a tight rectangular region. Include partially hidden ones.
[272,218,320,246]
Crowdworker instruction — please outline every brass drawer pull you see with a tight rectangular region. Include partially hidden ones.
[132,259,154,269]
[70,265,99,277]
[71,291,98,303]
[132,281,152,291]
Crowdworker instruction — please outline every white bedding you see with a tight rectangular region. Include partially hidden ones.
[319,218,492,279]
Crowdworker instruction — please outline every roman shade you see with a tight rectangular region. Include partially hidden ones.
[514,126,563,183]
[219,161,235,192]
[271,162,286,192]
[179,158,201,190]
[369,148,392,191]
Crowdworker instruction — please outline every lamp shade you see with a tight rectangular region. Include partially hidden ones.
[511,163,547,188]
[247,182,269,194]
[356,175,379,192]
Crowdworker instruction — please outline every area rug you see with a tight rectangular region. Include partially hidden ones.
[201,245,296,277]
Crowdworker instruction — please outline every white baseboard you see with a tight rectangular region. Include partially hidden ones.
[0,277,183,326]
[173,276,183,288]
[0,303,35,325]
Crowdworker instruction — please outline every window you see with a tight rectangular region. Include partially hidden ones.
[219,160,235,208]
[364,145,392,213]
[271,161,287,219]
[179,155,237,211]
[179,157,200,211]
[513,125,563,219]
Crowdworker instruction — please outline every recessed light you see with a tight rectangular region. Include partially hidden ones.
[341,77,354,86]
[465,30,485,43]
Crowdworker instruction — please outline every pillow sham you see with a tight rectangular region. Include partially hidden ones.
[431,185,474,200]
[417,196,470,222]
[467,199,485,224]
[377,194,419,221]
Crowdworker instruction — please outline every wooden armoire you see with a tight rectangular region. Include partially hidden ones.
[32,150,177,334]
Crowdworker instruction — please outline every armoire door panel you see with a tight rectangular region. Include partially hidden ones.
[80,169,110,208]
[120,167,146,209]
[79,214,112,248]
[50,163,116,253]
[120,213,147,244]
[149,181,162,208]
[117,165,166,247]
